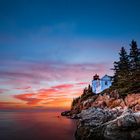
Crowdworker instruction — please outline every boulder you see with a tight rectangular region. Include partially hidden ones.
[104,111,140,140]
[109,99,126,109]
[75,108,140,140]
[132,104,140,112]
[61,110,71,116]
[125,94,140,108]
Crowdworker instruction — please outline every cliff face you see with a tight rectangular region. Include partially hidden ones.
[61,89,140,140]
[64,90,140,118]
[75,108,140,140]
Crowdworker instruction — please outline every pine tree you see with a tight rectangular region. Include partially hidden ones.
[88,84,92,93]
[112,47,130,95]
[129,40,140,93]
[118,47,130,75]
[129,40,140,71]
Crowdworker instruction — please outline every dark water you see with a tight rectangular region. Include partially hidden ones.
[0,111,76,140]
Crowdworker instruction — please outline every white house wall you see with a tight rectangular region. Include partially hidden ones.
[92,75,112,94]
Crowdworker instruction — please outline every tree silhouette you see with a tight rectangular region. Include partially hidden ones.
[112,47,130,90]
[112,40,140,96]
[129,40,140,93]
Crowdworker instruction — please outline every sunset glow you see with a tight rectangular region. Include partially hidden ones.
[0,0,140,110]
[0,60,109,109]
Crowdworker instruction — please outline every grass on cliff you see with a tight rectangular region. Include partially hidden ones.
[71,85,94,108]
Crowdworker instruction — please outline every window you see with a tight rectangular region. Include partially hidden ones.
[105,81,108,85]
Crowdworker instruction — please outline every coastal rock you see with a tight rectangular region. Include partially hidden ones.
[82,99,93,107]
[62,92,140,140]
[78,107,119,127]
[124,93,140,108]
[132,104,140,112]
[91,94,126,109]
[91,94,108,108]
[104,111,140,140]
[78,107,123,127]
[75,108,140,140]
[61,110,71,116]
[110,90,120,99]
[109,99,126,109]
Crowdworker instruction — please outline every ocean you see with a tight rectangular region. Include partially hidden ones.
[0,111,76,140]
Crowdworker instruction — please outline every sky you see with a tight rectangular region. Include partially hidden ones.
[0,0,140,110]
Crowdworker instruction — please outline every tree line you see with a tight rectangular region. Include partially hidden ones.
[112,40,140,97]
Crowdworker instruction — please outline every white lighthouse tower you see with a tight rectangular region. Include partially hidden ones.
[92,74,101,94]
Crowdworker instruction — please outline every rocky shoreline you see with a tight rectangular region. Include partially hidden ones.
[61,40,140,140]
[61,92,140,140]
[75,107,140,140]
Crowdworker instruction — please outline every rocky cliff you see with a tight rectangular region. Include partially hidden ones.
[61,88,140,140]
[75,107,140,140]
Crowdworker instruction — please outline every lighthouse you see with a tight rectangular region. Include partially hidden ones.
[92,74,112,94]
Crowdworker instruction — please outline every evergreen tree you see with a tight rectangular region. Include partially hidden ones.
[129,40,140,93]
[112,47,130,95]
[129,40,140,71]
[88,84,92,93]
[118,47,130,75]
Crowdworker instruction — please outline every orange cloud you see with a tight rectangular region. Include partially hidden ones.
[0,60,113,110]
[12,82,85,109]
[14,93,42,105]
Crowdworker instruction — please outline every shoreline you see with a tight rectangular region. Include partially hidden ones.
[61,92,140,140]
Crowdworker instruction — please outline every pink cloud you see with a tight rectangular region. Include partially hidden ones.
[0,59,113,108]
[0,60,113,90]
[12,82,86,107]
[76,82,89,85]
[51,84,74,89]
[14,93,42,105]
[0,89,9,94]
[15,86,31,90]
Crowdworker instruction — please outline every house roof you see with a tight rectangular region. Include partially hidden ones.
[101,74,112,80]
